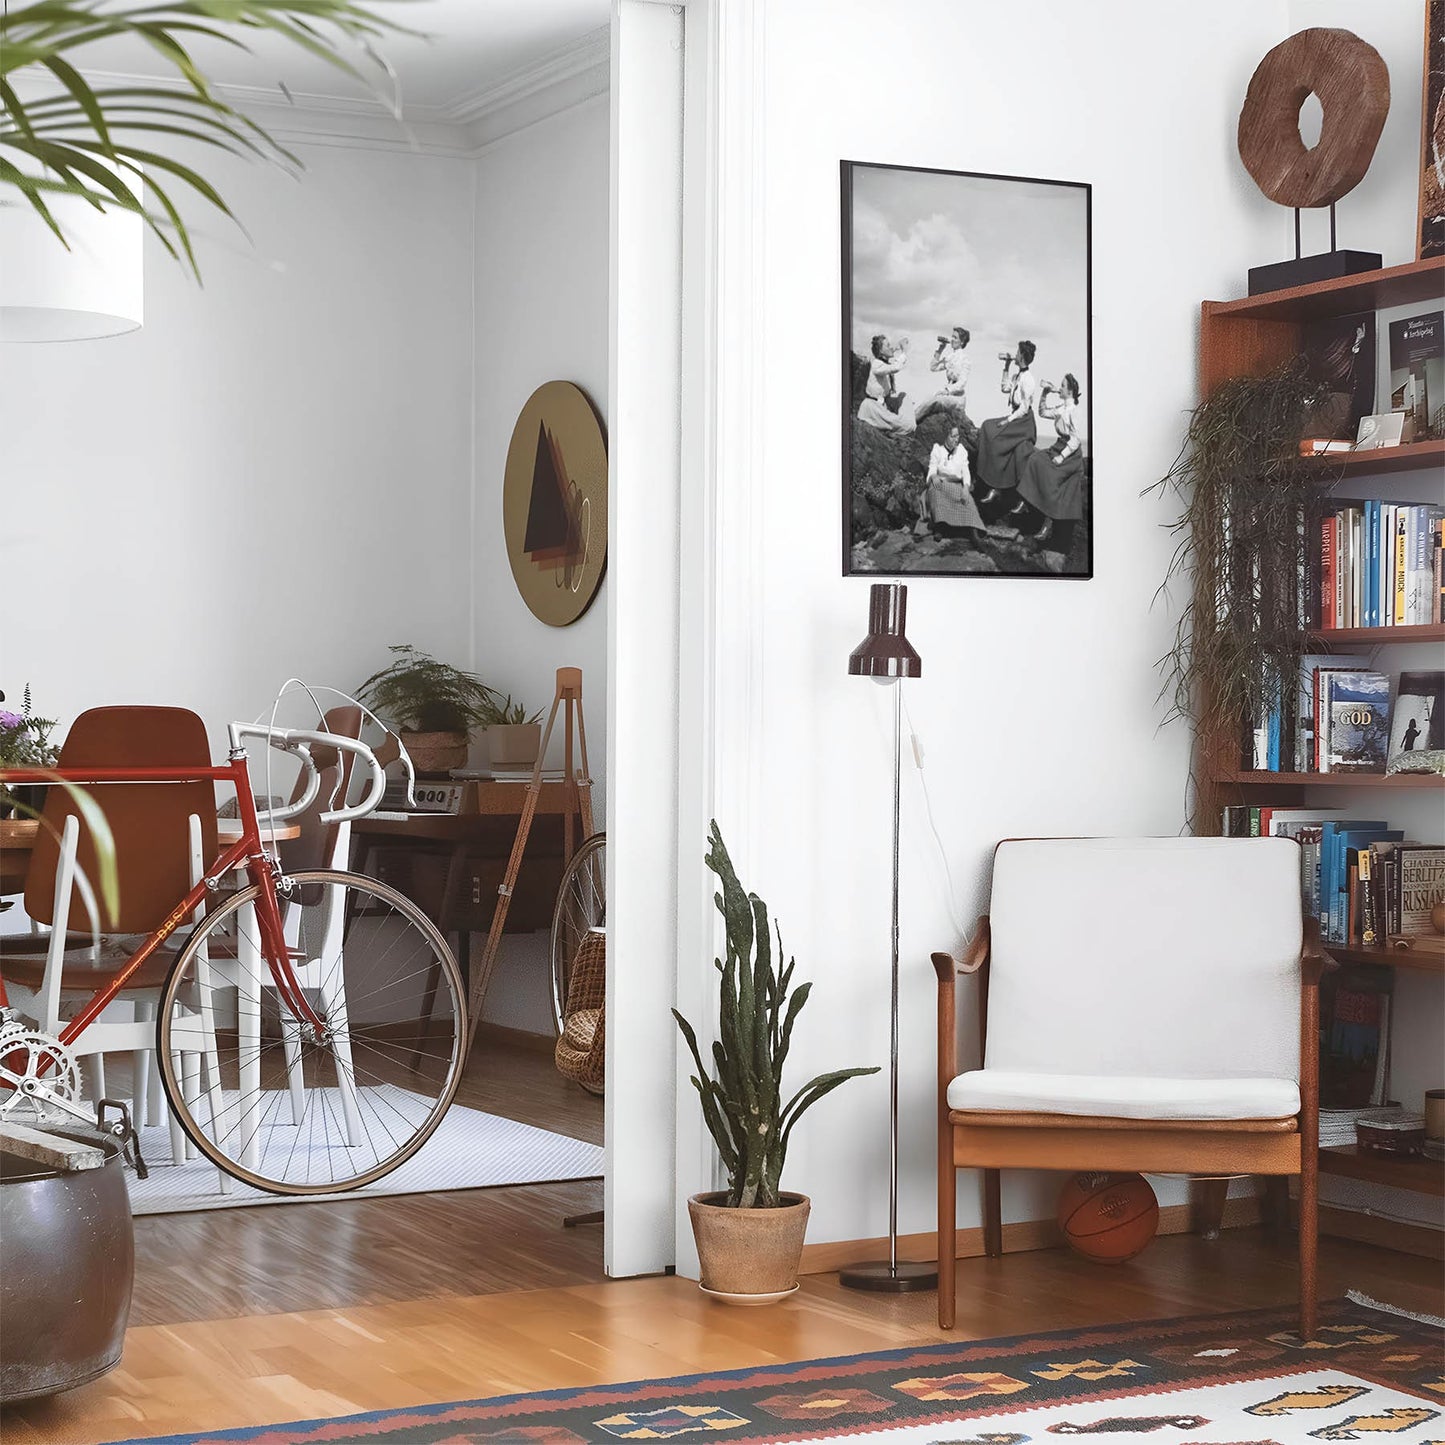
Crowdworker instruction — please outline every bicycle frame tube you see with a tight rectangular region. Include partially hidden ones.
[0,755,327,1042]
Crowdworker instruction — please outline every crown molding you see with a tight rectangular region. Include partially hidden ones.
[443,25,610,129]
[16,26,612,158]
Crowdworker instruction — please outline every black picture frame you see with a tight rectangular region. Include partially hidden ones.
[841,159,1094,580]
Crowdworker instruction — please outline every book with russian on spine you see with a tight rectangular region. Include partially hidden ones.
[1396,845,1445,937]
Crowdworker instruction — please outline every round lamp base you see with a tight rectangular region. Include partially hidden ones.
[837,1259,938,1293]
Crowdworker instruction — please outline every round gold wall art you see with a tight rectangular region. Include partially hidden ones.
[502,381,608,627]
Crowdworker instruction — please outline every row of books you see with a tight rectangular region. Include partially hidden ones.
[1314,502,1445,630]
[1218,807,1445,947]
[1248,665,1442,776]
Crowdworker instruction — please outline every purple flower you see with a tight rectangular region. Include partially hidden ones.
[0,711,25,730]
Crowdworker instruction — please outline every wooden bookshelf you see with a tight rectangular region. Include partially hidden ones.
[1195,262,1445,1235]
[1213,770,1445,789]
[1307,437,1445,479]
[1306,623,1445,645]
[1206,256,1445,324]
[1319,1145,1445,1197]
[1323,942,1445,976]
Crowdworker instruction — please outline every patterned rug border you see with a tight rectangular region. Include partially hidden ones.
[103,1294,1442,1445]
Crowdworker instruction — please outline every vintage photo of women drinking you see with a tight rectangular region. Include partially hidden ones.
[842,161,1092,578]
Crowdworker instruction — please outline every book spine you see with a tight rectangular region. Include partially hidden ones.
[1365,500,1378,629]
[1337,510,1349,629]
[1381,502,1392,627]
[1394,511,1408,625]
[1435,517,1444,625]
[1318,673,1331,773]
[1360,849,1377,947]
[1320,515,1335,628]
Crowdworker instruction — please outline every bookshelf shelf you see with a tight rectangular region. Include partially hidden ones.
[1213,770,1445,789]
[1307,438,1445,479]
[1319,1144,1445,1197]
[1307,623,1445,645]
[1323,943,1445,975]
[1206,256,1445,324]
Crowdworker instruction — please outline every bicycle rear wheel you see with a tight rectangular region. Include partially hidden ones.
[550,832,606,1034]
[157,868,466,1194]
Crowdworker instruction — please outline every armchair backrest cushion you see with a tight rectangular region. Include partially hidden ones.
[985,837,1303,1083]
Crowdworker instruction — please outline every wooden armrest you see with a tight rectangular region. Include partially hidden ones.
[932,917,990,982]
[1300,916,1331,987]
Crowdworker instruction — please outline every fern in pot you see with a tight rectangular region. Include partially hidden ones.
[673,822,878,1302]
[357,646,496,777]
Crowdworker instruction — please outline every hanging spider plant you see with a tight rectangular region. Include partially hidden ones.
[0,0,412,278]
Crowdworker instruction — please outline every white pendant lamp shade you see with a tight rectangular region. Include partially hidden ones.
[0,174,143,342]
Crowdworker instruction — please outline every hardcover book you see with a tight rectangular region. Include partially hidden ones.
[1319,966,1393,1110]
[1322,671,1391,773]
[1388,311,1444,440]
[1302,311,1376,440]
[1387,670,1444,766]
[1396,845,1445,936]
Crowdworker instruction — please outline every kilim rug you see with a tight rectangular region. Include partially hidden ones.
[105,1294,1442,1445]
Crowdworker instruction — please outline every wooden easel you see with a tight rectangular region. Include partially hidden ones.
[465,667,594,1052]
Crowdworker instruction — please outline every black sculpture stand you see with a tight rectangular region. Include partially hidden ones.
[1247,202,1381,295]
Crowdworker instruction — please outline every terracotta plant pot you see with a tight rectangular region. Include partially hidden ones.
[486,723,542,769]
[401,730,469,778]
[687,1191,810,1303]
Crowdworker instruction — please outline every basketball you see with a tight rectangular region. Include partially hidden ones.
[1056,1172,1159,1264]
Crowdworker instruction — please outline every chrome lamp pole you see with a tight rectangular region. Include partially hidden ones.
[839,582,937,1294]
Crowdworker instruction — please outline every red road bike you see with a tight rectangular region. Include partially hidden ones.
[0,721,466,1194]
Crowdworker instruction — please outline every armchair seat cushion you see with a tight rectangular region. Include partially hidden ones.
[947,1069,1300,1121]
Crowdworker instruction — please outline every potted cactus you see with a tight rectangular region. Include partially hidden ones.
[673,823,878,1303]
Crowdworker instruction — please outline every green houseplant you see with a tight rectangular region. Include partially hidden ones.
[357,646,497,777]
[478,691,545,771]
[1,1,405,278]
[673,822,878,1301]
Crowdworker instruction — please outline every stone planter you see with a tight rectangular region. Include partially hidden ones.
[687,1191,810,1304]
[486,723,542,770]
[401,729,469,778]
[0,1127,134,1402]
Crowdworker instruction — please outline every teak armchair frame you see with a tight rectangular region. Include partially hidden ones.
[932,914,1324,1339]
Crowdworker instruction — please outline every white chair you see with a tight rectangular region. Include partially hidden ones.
[932,836,1321,1338]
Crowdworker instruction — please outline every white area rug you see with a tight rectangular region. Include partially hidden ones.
[126,1101,603,1215]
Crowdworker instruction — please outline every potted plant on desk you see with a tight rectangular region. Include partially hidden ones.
[357,646,495,778]
[673,822,878,1303]
[479,693,544,771]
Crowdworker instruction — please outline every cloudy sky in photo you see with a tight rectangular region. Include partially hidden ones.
[848,165,1089,426]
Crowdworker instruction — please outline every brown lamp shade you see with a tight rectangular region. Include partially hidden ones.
[847,582,922,679]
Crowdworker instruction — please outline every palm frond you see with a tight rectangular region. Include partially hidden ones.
[0,0,416,279]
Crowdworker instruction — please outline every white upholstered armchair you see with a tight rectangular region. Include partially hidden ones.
[933,837,1322,1337]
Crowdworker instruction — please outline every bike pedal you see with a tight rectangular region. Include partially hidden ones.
[97,1098,149,1180]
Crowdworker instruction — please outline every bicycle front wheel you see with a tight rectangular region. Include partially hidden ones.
[157,869,466,1194]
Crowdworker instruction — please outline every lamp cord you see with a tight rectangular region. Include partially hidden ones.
[899,689,969,942]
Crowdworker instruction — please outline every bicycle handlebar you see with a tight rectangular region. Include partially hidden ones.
[226,723,397,826]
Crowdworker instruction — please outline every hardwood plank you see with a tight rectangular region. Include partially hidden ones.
[5,1231,1441,1445]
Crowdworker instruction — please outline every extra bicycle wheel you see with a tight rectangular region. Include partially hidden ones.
[157,869,466,1195]
[550,832,606,1034]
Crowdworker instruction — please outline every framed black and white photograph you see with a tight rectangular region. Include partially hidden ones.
[842,160,1092,579]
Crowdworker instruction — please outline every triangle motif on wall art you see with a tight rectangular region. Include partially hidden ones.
[523,419,583,571]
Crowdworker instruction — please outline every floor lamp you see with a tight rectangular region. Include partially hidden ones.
[839,582,937,1293]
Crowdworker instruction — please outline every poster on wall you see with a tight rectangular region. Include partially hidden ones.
[1420,0,1445,259]
[841,160,1093,580]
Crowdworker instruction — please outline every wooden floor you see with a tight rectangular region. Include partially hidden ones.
[131,1026,606,1325]
[6,1230,1442,1445]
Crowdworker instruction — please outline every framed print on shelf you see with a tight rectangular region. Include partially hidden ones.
[841,160,1093,580]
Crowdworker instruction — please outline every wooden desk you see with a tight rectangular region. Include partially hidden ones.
[351,780,589,988]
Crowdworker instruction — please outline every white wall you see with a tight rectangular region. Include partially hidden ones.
[693,0,1307,1250]
[0,143,476,742]
[469,95,613,1033]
